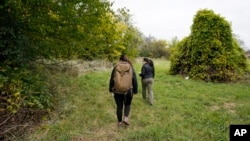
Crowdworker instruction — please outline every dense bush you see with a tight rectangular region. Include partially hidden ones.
[0,0,117,139]
[169,9,247,82]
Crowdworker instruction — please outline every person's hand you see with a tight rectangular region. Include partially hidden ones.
[110,92,114,96]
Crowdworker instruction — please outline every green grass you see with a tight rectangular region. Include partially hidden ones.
[25,59,250,141]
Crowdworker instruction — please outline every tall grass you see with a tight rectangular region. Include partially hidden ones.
[25,59,250,141]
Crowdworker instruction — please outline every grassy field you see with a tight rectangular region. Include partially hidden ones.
[25,59,250,141]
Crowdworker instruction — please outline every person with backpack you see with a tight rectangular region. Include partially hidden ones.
[139,57,155,105]
[109,55,138,127]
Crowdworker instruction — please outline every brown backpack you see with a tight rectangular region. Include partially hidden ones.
[113,62,133,94]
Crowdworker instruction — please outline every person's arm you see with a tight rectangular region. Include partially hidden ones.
[109,67,115,93]
[132,67,138,94]
[153,67,155,78]
[140,65,145,78]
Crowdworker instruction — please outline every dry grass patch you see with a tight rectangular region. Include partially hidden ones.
[223,102,236,114]
[209,102,236,114]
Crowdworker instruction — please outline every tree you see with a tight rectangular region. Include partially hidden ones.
[114,8,143,60]
[169,9,247,82]
[0,0,121,138]
[139,36,169,58]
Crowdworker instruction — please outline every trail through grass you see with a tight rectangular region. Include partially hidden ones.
[25,59,250,141]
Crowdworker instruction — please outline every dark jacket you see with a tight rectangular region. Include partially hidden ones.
[140,63,155,79]
[109,63,138,94]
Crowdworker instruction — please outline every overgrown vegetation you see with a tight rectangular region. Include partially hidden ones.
[0,0,142,139]
[169,9,247,82]
[1,1,249,140]
[23,59,250,141]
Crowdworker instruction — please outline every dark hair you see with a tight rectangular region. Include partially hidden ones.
[143,57,154,67]
[119,54,132,65]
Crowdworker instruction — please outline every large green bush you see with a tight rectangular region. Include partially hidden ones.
[0,0,121,139]
[169,9,247,82]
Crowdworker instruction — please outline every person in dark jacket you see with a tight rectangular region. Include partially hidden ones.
[109,55,138,127]
[139,57,155,105]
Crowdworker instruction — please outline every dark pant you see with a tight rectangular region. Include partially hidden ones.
[114,90,133,122]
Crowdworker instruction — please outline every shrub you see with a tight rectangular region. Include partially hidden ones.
[169,9,247,82]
